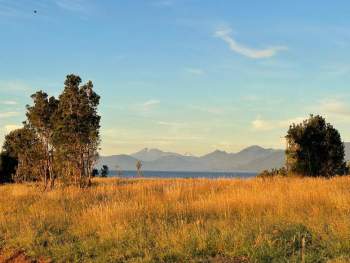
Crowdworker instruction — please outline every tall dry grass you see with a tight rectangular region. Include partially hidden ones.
[1,177,350,262]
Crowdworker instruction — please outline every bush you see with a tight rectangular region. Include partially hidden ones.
[0,152,17,183]
[257,167,287,178]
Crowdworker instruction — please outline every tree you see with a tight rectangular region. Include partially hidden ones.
[100,165,109,177]
[92,168,99,177]
[26,91,58,188]
[2,126,45,182]
[0,74,100,188]
[136,160,143,177]
[286,115,346,177]
[52,74,101,187]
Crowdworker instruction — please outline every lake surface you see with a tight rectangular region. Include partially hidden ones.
[109,170,257,179]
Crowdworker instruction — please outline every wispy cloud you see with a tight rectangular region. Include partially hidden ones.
[185,68,204,76]
[317,99,350,117]
[0,2,21,17]
[214,26,287,59]
[189,105,224,115]
[252,116,305,131]
[251,118,274,131]
[55,0,90,13]
[0,80,31,92]
[0,1,51,19]
[157,121,186,127]
[139,99,160,112]
[0,111,20,119]
[1,100,17,105]
[321,64,350,77]
[143,99,160,107]
[146,135,203,142]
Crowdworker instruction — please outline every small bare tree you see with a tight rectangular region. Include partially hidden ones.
[136,160,143,177]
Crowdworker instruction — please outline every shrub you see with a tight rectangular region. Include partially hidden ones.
[257,167,288,178]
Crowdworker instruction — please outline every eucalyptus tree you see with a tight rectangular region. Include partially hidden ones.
[26,91,58,188]
[53,74,101,186]
[1,74,101,187]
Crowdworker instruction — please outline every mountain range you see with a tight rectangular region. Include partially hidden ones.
[97,143,350,172]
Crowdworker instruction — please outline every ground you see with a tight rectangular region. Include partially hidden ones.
[1,177,350,262]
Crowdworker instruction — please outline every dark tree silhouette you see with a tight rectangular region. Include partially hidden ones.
[0,152,17,183]
[286,115,346,177]
[2,126,44,182]
[100,165,109,177]
[92,168,99,177]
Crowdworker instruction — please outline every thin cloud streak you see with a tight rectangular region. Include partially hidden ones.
[1,100,17,105]
[0,111,20,119]
[55,0,91,13]
[189,105,224,115]
[185,68,204,76]
[143,99,160,107]
[252,116,305,131]
[214,27,287,59]
[132,99,160,113]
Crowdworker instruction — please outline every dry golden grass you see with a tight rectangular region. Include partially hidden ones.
[1,177,350,262]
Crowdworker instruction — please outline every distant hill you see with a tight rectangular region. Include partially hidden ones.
[131,148,181,162]
[345,142,350,161]
[97,143,350,172]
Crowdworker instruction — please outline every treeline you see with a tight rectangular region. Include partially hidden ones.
[259,115,348,178]
[0,74,100,188]
[0,78,349,185]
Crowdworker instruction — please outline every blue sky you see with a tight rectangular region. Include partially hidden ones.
[1,0,350,155]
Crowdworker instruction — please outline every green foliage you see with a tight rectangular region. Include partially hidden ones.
[0,152,17,183]
[53,75,101,187]
[286,115,346,177]
[2,126,45,182]
[26,91,59,188]
[0,74,101,187]
[100,165,109,177]
[249,224,328,262]
[257,167,288,178]
[92,168,99,177]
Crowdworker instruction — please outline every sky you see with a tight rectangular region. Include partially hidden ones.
[1,0,350,156]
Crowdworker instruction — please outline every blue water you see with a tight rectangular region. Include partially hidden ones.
[109,170,257,179]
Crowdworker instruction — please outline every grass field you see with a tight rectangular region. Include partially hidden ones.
[1,177,350,262]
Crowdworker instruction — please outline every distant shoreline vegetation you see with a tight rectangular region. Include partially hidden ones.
[106,170,257,179]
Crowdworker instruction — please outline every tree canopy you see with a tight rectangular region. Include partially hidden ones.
[0,74,101,187]
[286,115,346,177]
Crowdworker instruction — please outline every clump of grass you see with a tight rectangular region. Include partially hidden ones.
[1,177,350,262]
